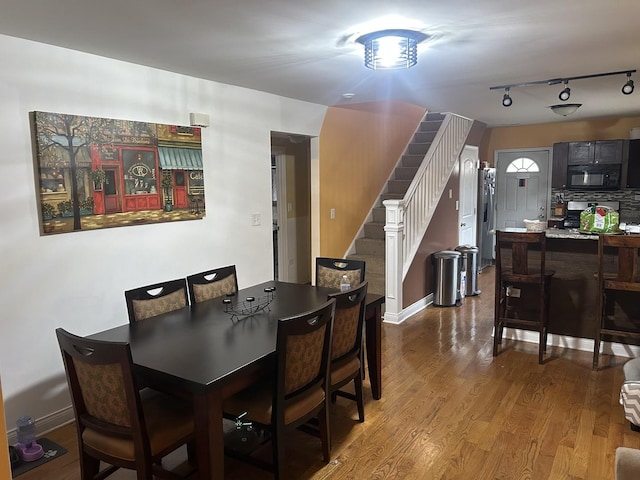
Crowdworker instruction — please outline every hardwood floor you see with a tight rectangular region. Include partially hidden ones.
[18,267,639,479]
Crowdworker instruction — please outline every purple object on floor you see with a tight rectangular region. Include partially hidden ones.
[16,440,44,462]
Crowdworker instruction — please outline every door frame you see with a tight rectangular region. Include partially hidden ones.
[494,147,552,229]
[274,153,290,281]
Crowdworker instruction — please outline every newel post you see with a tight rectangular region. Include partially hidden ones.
[383,199,405,323]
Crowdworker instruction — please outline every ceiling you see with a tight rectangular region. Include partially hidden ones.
[2,0,639,128]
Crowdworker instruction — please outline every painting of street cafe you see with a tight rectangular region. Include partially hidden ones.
[32,111,205,235]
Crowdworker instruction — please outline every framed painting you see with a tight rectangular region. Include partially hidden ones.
[31,111,205,235]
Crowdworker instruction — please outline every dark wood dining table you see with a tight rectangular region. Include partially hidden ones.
[89,280,384,480]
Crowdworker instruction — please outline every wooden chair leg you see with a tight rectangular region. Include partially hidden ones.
[354,374,365,423]
[319,404,331,461]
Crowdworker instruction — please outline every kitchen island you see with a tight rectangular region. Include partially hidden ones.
[501,228,639,343]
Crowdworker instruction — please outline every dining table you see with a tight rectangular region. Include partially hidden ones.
[89,280,384,480]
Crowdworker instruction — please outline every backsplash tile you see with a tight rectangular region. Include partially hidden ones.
[551,189,640,223]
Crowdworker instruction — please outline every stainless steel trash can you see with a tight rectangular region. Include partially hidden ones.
[433,250,461,307]
[455,245,481,296]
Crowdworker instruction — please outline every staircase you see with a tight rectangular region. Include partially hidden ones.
[347,113,446,296]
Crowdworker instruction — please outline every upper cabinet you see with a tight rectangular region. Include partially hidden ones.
[627,139,640,188]
[567,140,624,165]
[552,142,568,188]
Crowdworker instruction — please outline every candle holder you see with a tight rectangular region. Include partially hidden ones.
[223,287,276,320]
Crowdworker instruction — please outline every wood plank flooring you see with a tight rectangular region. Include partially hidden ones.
[17,267,639,479]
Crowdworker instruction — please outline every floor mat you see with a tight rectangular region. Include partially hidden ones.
[10,438,67,478]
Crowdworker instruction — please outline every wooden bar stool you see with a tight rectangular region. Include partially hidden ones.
[593,234,640,369]
[493,231,555,364]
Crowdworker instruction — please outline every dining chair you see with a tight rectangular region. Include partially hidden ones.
[315,257,365,290]
[55,328,196,480]
[593,234,640,369]
[222,298,336,479]
[327,281,368,423]
[124,278,188,323]
[493,230,555,364]
[186,265,238,304]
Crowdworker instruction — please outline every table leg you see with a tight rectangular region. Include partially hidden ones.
[365,303,382,400]
[194,389,225,479]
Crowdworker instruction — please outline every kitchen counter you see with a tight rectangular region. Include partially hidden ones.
[499,231,639,344]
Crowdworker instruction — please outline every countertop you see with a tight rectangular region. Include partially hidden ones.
[500,227,627,240]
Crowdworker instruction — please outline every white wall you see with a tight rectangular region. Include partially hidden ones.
[0,34,327,436]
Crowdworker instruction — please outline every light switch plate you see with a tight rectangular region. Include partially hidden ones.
[251,213,261,226]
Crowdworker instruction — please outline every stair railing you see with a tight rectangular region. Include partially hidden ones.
[384,113,473,322]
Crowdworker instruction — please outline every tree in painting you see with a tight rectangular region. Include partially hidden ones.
[34,112,153,231]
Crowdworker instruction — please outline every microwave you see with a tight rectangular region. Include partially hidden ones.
[566,164,621,190]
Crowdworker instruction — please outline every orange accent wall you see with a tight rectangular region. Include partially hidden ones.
[0,377,11,479]
[480,116,640,165]
[319,102,427,256]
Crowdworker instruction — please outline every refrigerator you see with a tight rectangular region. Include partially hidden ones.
[476,167,496,271]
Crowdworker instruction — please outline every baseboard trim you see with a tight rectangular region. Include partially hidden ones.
[383,294,433,325]
[7,405,75,445]
[500,328,640,359]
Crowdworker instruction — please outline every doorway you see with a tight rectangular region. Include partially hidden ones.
[103,166,121,214]
[270,133,312,284]
[495,148,551,230]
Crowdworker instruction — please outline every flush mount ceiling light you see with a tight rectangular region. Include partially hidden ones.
[355,29,429,70]
[549,104,582,116]
[558,80,571,101]
[490,69,636,113]
[622,72,635,95]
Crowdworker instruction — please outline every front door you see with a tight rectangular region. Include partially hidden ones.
[459,145,478,245]
[495,149,550,229]
[103,166,121,214]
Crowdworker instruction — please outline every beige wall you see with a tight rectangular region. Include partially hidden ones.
[319,101,427,256]
[480,116,640,165]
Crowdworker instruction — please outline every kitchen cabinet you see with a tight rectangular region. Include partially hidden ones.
[552,142,568,188]
[627,139,640,188]
[567,140,624,165]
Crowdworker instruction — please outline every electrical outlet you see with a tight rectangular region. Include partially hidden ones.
[330,208,335,220]
[251,213,261,226]
[287,202,293,212]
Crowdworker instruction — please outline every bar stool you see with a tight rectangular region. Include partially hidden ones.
[593,234,640,369]
[493,231,555,364]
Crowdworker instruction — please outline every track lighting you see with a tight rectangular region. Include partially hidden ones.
[559,81,571,101]
[622,72,635,95]
[490,69,636,114]
[502,88,512,107]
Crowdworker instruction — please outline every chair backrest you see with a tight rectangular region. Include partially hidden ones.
[186,265,238,304]
[124,278,188,323]
[55,328,148,451]
[273,298,336,425]
[495,231,547,282]
[598,234,640,292]
[315,257,365,289]
[327,281,368,362]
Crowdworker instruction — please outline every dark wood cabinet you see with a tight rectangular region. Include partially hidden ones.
[627,139,640,188]
[567,141,594,165]
[567,140,624,165]
[552,142,568,188]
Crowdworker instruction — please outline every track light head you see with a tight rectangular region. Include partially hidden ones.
[502,88,513,107]
[559,81,571,101]
[622,72,635,95]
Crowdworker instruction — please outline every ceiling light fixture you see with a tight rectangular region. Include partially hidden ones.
[355,29,429,70]
[622,72,635,95]
[502,88,513,107]
[490,69,636,112]
[549,104,582,116]
[559,80,571,101]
